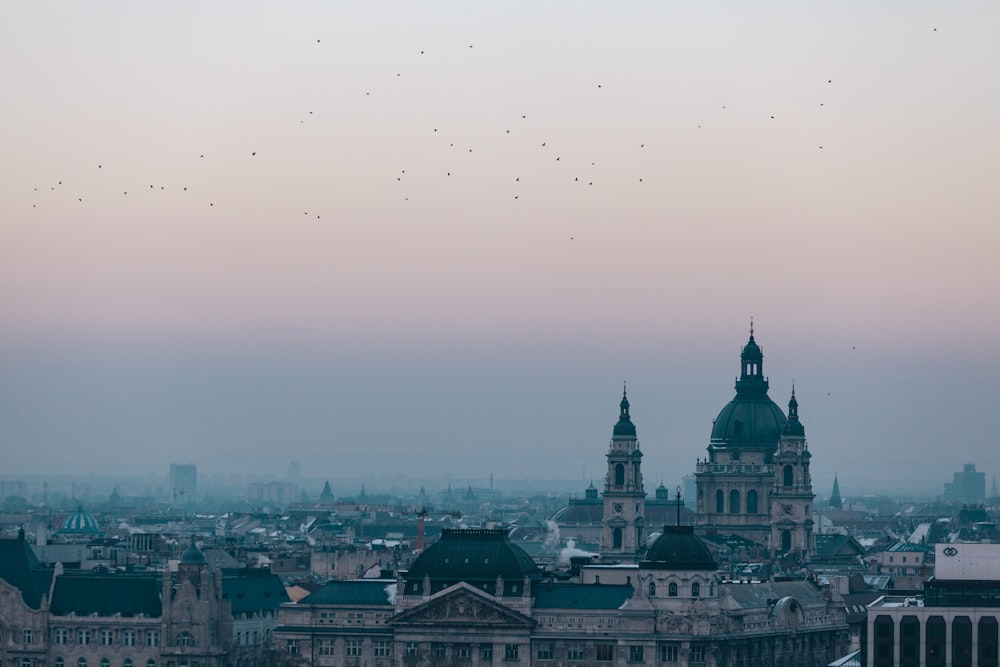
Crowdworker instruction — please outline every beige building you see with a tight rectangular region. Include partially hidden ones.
[274,527,849,666]
[0,533,232,667]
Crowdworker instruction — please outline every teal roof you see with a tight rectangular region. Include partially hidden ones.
[50,572,162,617]
[223,570,289,614]
[62,505,100,533]
[0,536,44,609]
[406,529,542,594]
[301,580,395,606]
[533,583,633,610]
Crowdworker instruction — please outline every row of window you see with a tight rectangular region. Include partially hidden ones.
[52,660,157,667]
[52,629,160,647]
[297,640,702,663]
[317,638,392,657]
[648,580,711,597]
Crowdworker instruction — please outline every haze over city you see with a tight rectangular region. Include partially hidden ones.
[1,2,998,496]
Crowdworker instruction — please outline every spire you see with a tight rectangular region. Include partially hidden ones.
[613,385,636,437]
[830,475,843,509]
[783,385,805,437]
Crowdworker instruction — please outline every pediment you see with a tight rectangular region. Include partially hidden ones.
[390,583,534,628]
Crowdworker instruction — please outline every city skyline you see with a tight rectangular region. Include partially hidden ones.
[2,3,998,494]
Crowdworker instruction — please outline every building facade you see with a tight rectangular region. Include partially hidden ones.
[275,527,849,666]
[865,542,1000,667]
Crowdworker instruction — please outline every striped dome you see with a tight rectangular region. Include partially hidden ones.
[62,505,99,533]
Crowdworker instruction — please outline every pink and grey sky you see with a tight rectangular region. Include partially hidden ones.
[1,2,998,495]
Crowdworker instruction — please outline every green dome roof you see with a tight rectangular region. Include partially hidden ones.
[405,529,541,595]
[62,506,99,533]
[641,526,717,571]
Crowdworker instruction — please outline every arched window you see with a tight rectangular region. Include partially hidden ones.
[729,489,740,514]
[648,582,656,597]
[615,464,625,486]
[613,527,622,549]
[668,582,678,597]
[781,530,792,552]
[746,490,759,514]
[101,659,110,667]
[55,659,64,667]
[692,582,701,597]
[124,660,134,667]
[784,465,794,487]
[78,659,87,667]
[146,661,156,667]
[177,632,194,647]
[716,490,724,513]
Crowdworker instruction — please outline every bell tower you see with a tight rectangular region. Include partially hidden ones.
[602,386,646,561]
[769,388,816,561]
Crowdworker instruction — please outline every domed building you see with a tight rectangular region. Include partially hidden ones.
[401,528,543,599]
[60,505,102,537]
[696,327,816,560]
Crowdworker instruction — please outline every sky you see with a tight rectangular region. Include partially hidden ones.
[1,2,998,497]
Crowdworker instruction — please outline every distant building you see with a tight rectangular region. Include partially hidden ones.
[695,329,816,561]
[170,463,198,504]
[830,475,844,509]
[944,463,986,502]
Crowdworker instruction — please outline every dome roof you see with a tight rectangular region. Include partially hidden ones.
[406,529,541,591]
[612,387,636,438]
[710,330,787,449]
[711,395,787,448]
[62,506,99,533]
[180,537,206,565]
[641,525,717,571]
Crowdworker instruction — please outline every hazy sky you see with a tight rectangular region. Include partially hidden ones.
[2,2,998,497]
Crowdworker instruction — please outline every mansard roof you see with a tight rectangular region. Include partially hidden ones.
[300,579,395,606]
[50,572,162,617]
[222,569,290,614]
[532,582,633,610]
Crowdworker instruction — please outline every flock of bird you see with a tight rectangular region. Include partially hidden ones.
[24,31,935,232]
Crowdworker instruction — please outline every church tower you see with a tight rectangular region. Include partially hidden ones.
[601,387,646,561]
[769,388,816,561]
[830,474,843,509]
[696,326,787,546]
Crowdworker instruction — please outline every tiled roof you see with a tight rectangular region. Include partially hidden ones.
[50,572,162,617]
[533,583,633,610]
[223,570,290,614]
[722,580,826,609]
[300,580,395,606]
[0,537,44,609]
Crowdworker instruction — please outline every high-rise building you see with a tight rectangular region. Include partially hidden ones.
[943,462,986,502]
[169,463,197,504]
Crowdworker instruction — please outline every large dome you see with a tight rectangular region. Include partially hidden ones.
[405,529,541,596]
[710,331,787,449]
[641,526,717,571]
[710,395,787,448]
